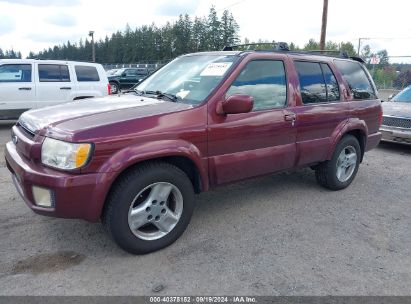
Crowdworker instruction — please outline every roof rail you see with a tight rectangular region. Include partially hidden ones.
[222,42,290,52]
[302,50,349,59]
[222,43,365,62]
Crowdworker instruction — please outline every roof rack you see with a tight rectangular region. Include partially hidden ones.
[303,50,349,58]
[222,42,365,62]
[348,56,365,63]
[222,42,290,52]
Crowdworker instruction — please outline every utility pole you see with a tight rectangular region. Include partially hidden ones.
[357,37,369,56]
[319,0,328,51]
[89,31,95,62]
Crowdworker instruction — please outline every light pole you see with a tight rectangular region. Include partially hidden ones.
[89,30,95,62]
[319,0,328,51]
[357,37,369,56]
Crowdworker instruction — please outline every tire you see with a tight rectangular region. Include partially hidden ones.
[102,162,195,254]
[110,82,119,94]
[315,135,361,191]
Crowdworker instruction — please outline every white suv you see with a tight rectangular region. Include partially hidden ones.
[0,59,110,120]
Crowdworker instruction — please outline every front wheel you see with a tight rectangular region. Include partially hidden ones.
[102,162,195,254]
[315,135,361,190]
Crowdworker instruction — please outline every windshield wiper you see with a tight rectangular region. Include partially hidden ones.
[129,89,179,102]
[135,90,179,102]
[155,91,179,103]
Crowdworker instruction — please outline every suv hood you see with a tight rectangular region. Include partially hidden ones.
[19,94,192,134]
[382,101,411,117]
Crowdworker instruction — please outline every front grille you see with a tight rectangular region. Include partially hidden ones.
[382,116,411,129]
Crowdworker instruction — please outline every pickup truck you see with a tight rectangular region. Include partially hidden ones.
[5,45,382,254]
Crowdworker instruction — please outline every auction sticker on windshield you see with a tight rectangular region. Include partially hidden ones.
[200,62,232,76]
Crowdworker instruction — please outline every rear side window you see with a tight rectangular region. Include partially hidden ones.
[38,64,70,82]
[125,69,138,76]
[334,60,376,100]
[226,60,287,111]
[75,66,100,82]
[321,63,339,102]
[0,64,32,82]
[137,69,148,76]
[295,61,340,104]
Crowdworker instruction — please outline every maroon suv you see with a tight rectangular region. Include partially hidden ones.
[5,45,382,254]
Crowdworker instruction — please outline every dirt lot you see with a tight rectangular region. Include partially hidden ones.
[0,121,410,296]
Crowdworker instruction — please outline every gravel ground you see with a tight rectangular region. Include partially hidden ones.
[0,121,410,296]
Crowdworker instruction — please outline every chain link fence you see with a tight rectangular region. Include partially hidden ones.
[102,59,171,73]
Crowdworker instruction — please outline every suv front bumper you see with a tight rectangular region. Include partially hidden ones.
[5,141,111,222]
[380,126,411,145]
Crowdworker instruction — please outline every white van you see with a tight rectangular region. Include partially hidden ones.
[0,59,110,119]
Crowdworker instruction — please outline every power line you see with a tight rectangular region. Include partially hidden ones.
[364,37,411,40]
[217,0,248,11]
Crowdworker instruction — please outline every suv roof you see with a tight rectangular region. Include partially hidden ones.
[220,42,365,63]
[0,59,102,66]
[182,45,365,66]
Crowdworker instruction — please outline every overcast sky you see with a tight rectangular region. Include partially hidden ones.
[1,0,411,63]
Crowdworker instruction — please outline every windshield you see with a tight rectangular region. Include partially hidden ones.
[113,68,126,76]
[136,54,239,105]
[106,69,118,75]
[392,87,411,103]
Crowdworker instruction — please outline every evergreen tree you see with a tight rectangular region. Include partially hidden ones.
[25,7,241,62]
[206,6,222,50]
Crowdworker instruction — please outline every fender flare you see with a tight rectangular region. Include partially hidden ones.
[98,139,208,191]
[109,80,120,90]
[326,118,368,160]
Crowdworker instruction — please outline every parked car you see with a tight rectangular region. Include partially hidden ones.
[0,59,110,120]
[5,45,382,254]
[380,85,411,145]
[108,67,149,94]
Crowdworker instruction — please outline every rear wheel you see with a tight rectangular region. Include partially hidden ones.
[315,135,361,190]
[102,162,195,254]
[110,82,119,94]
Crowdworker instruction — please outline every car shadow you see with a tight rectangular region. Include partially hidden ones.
[377,141,411,155]
[31,169,317,258]
[194,169,317,216]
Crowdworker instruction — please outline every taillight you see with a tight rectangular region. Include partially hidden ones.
[379,106,383,127]
[107,83,111,95]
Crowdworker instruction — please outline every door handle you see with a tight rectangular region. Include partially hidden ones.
[284,113,296,126]
[60,87,72,90]
[18,87,32,90]
[284,114,296,121]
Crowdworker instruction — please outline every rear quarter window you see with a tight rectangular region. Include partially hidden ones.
[334,60,376,100]
[75,65,100,82]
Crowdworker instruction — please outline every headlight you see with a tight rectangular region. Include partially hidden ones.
[41,137,92,170]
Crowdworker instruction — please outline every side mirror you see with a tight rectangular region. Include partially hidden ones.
[388,93,395,101]
[122,73,127,77]
[219,94,254,115]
